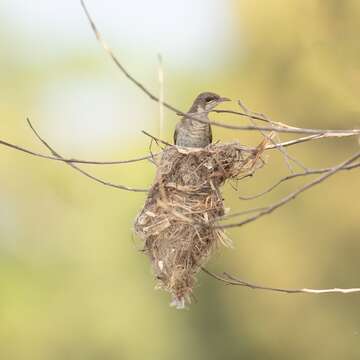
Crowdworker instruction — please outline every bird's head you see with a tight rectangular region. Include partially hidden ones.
[189,92,231,113]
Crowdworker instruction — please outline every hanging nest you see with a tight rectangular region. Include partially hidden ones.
[134,141,266,308]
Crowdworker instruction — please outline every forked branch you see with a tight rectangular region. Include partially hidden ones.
[219,150,360,228]
[26,119,148,193]
[0,138,153,165]
[238,162,360,201]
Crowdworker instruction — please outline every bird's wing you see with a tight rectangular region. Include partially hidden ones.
[209,124,212,144]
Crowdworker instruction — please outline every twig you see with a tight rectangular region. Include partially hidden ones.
[238,99,299,173]
[218,150,360,228]
[157,54,165,140]
[0,138,153,164]
[219,206,268,221]
[202,268,360,294]
[265,132,356,150]
[212,108,293,127]
[212,109,270,123]
[1,123,343,171]
[141,130,173,147]
[27,119,148,193]
[238,162,360,200]
[80,1,360,137]
[266,134,321,149]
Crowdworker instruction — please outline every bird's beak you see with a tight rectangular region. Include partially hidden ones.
[219,97,231,103]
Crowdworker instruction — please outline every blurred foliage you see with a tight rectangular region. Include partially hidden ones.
[0,1,360,359]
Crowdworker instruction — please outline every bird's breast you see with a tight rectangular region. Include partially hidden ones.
[175,120,211,148]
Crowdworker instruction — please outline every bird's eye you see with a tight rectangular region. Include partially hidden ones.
[205,97,214,103]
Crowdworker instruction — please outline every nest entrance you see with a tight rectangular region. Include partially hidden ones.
[134,142,265,308]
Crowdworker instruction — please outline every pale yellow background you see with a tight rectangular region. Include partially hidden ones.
[0,1,359,359]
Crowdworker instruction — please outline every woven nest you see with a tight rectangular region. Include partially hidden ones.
[134,141,266,308]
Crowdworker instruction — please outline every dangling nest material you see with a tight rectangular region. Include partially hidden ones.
[134,141,266,308]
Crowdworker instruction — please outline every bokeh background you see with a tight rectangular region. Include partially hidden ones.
[1,0,360,359]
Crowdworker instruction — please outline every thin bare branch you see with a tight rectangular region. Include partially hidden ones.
[202,268,360,294]
[0,122,349,172]
[211,109,270,123]
[265,132,358,150]
[220,207,268,221]
[0,137,153,165]
[157,53,165,139]
[218,150,360,228]
[266,134,322,149]
[238,162,360,200]
[0,120,339,173]
[80,1,360,137]
[142,130,173,147]
[212,108,297,128]
[238,99,301,173]
[27,119,148,193]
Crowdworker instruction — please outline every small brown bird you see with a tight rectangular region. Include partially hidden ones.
[174,92,230,148]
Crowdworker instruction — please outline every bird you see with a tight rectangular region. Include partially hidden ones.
[174,92,230,148]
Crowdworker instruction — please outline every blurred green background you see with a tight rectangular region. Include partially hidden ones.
[1,0,360,359]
